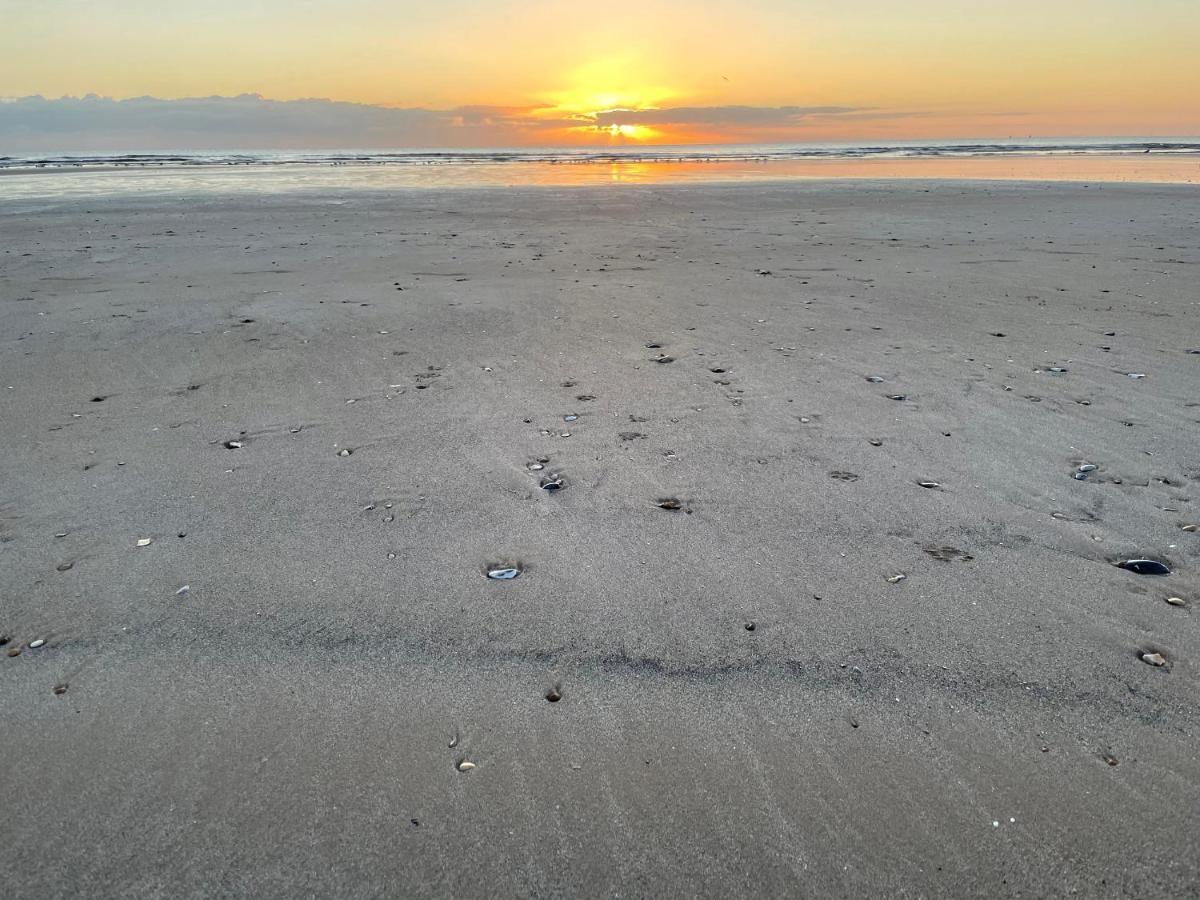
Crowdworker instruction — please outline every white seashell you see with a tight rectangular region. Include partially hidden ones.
[136,538,153,547]
[457,760,476,771]
[29,639,46,649]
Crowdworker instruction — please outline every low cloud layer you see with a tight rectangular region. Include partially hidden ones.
[0,94,883,150]
[590,106,864,127]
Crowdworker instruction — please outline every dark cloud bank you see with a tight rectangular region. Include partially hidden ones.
[0,94,877,150]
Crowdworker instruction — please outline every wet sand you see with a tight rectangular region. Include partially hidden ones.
[1,180,1198,897]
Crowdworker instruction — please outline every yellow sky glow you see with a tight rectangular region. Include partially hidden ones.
[1,1,1198,145]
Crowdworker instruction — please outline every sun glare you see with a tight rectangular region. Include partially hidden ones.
[527,57,676,143]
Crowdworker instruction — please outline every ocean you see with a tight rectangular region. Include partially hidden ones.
[2,138,1197,200]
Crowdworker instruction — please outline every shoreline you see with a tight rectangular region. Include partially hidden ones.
[0,153,1197,202]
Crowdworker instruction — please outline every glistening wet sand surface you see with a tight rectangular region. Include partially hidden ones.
[1,181,1199,897]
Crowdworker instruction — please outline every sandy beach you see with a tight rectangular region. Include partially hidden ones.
[1,179,1198,897]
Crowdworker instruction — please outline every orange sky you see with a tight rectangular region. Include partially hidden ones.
[2,0,1198,145]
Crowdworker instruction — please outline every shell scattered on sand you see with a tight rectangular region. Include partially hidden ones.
[136,538,153,547]
[1140,652,1167,667]
[1118,559,1171,576]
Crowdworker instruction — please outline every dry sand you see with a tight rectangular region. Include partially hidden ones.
[1,180,1198,897]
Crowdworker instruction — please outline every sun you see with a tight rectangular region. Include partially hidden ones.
[526,57,675,143]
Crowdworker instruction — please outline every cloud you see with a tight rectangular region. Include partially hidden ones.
[589,105,866,127]
[0,94,895,150]
[0,94,458,150]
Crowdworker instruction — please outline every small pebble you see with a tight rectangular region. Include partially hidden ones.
[53,684,68,695]
[1078,464,1097,472]
[337,448,352,457]
[865,376,884,383]
[136,538,152,547]
[1140,652,1167,667]
[29,639,45,649]
[1165,597,1186,607]
[563,415,577,423]
[456,760,476,772]
[1073,473,1088,481]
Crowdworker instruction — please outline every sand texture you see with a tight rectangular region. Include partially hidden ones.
[1,181,1199,897]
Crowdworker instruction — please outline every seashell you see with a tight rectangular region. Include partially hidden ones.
[1118,559,1171,576]
[136,538,153,547]
[486,567,520,580]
